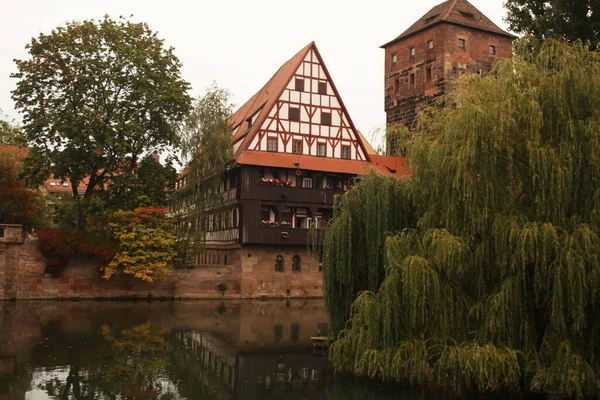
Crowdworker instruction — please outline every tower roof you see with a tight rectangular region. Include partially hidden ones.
[381,0,515,48]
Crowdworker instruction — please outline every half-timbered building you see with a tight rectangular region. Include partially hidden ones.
[175,42,407,298]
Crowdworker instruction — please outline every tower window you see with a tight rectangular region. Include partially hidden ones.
[267,137,278,152]
[426,67,432,82]
[317,143,327,157]
[321,112,332,126]
[292,140,303,154]
[318,81,327,95]
[409,47,416,57]
[458,38,466,49]
[295,78,305,91]
[489,45,496,55]
[341,145,351,160]
[428,40,433,49]
[289,107,300,121]
[275,255,284,272]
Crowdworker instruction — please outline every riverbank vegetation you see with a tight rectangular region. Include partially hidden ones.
[325,40,600,398]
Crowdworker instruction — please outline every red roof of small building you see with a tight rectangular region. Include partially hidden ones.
[381,0,515,48]
[0,145,91,194]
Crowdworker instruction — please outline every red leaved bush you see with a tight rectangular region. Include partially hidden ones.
[37,228,117,276]
[37,227,77,275]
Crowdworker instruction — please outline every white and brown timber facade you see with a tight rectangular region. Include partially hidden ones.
[174,42,406,298]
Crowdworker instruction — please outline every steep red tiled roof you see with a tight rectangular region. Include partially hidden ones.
[230,42,314,147]
[230,42,374,164]
[381,0,515,48]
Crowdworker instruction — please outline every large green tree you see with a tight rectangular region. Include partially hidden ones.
[326,40,600,398]
[11,16,191,230]
[504,0,600,47]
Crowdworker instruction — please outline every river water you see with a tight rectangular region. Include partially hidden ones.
[0,300,537,399]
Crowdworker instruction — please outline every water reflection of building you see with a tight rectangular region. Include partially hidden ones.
[174,330,332,400]
[0,299,331,400]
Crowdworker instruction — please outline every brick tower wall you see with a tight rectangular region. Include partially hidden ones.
[384,23,513,129]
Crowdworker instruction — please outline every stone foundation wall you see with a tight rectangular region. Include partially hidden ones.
[0,239,242,300]
[0,240,324,300]
[240,245,323,298]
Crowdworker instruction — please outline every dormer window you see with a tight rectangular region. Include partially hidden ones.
[295,78,305,92]
[460,11,475,18]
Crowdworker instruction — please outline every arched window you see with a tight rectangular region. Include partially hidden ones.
[292,255,301,272]
[275,255,284,272]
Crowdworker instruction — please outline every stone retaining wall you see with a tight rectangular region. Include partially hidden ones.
[0,239,242,300]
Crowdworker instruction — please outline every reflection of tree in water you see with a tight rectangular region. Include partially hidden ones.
[41,321,178,399]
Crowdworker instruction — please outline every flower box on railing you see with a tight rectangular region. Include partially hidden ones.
[259,178,293,186]
[260,220,292,227]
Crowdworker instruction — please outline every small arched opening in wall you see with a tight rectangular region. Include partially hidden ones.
[275,255,284,272]
[292,255,301,272]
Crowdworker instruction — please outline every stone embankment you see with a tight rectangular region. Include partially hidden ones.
[0,225,241,300]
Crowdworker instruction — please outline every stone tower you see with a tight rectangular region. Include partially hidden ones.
[382,0,515,128]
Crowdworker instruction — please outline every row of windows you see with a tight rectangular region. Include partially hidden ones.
[275,254,302,272]
[267,138,351,159]
[392,40,497,64]
[295,78,327,95]
[287,107,332,125]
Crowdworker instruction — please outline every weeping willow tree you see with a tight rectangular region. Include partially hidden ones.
[171,84,234,262]
[327,40,600,398]
[323,173,416,335]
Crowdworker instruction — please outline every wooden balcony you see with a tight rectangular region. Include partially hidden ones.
[205,228,240,245]
[242,184,342,205]
[243,225,310,246]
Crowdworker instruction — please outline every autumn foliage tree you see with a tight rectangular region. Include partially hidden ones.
[0,149,44,230]
[326,40,600,398]
[104,203,176,282]
[11,16,191,231]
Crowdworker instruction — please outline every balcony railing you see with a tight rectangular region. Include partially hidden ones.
[244,225,309,246]
[243,184,343,204]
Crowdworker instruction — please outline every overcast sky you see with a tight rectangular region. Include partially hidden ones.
[1,0,512,147]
